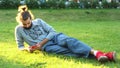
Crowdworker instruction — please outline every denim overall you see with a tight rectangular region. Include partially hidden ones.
[42,33,92,58]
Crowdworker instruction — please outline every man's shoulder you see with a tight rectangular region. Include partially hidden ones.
[32,18,43,25]
[33,18,42,22]
[15,25,23,30]
[15,25,22,28]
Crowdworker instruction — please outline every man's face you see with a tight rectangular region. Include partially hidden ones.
[21,17,32,29]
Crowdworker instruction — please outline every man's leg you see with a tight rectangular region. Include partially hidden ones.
[65,37,113,63]
[55,33,92,58]
[54,33,116,62]
[44,44,80,57]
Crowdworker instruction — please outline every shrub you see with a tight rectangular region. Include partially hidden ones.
[0,0,20,9]
[27,0,39,9]
[103,1,119,8]
[0,0,119,9]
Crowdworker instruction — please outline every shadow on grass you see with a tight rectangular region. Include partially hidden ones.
[40,52,119,68]
[0,51,119,68]
[26,62,47,68]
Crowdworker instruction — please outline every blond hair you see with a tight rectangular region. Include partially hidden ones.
[16,5,34,24]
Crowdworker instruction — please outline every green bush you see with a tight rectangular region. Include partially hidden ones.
[57,1,65,9]
[0,0,20,9]
[39,0,65,9]
[0,0,119,9]
[27,0,39,9]
[69,1,78,9]
[103,1,119,8]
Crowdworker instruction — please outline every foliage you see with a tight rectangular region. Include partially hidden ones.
[103,1,119,8]
[0,0,120,9]
[27,0,39,9]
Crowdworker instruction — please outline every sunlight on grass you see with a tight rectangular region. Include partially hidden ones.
[0,9,120,68]
[0,42,119,68]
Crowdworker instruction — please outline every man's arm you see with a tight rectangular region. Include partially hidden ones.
[29,19,57,52]
[15,26,26,51]
[38,19,57,40]
[29,38,49,51]
[37,38,49,49]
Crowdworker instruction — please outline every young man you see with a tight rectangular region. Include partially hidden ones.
[15,5,116,63]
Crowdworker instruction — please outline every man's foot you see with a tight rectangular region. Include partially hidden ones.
[105,51,116,62]
[97,56,108,62]
[96,51,108,63]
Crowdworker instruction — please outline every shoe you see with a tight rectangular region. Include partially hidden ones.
[105,51,116,62]
[96,51,108,63]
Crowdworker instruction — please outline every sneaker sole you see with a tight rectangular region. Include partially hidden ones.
[112,51,116,62]
[98,56,108,63]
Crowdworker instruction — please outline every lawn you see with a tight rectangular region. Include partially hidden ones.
[0,9,120,68]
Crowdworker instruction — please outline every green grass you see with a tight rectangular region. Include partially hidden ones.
[0,9,120,68]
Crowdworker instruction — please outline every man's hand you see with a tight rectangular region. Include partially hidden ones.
[20,47,32,53]
[28,45,40,53]
[29,38,49,52]
[20,45,39,53]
